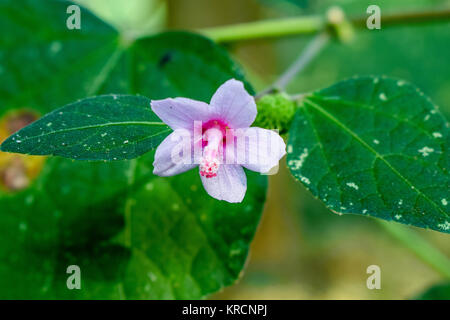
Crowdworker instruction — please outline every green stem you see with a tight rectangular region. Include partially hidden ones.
[377,220,450,279]
[200,15,325,43]
[200,8,450,43]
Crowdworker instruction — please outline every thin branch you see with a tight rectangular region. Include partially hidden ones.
[200,15,324,43]
[199,8,450,43]
[256,32,330,98]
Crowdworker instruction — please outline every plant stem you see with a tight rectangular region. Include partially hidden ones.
[200,9,450,43]
[257,32,330,97]
[377,220,450,279]
[200,15,325,43]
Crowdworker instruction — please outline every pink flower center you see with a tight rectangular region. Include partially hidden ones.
[199,120,228,178]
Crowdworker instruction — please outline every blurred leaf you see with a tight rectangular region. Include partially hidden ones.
[0,0,118,116]
[1,95,170,161]
[258,0,309,9]
[0,0,265,299]
[0,157,132,298]
[413,282,450,300]
[0,154,267,299]
[75,0,166,38]
[117,168,267,299]
[0,0,251,116]
[287,76,449,233]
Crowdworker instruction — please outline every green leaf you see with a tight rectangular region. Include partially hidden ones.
[0,0,265,299]
[0,95,170,160]
[413,282,450,300]
[287,76,449,233]
[0,0,119,116]
[117,165,267,299]
[0,0,250,117]
[0,156,133,298]
[0,153,267,299]
[0,0,250,160]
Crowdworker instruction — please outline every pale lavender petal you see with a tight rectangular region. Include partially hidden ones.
[151,98,211,130]
[236,127,286,173]
[153,130,197,177]
[200,165,247,203]
[209,79,256,129]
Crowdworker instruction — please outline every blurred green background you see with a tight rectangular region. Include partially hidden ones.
[2,0,450,299]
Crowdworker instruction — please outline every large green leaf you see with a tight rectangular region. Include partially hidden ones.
[0,153,267,299]
[0,0,250,117]
[47,155,266,300]
[0,0,266,299]
[0,0,118,116]
[116,163,267,300]
[0,0,250,159]
[287,76,449,233]
[0,157,133,298]
[1,95,170,160]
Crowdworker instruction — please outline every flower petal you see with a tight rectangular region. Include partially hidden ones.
[200,165,247,203]
[153,130,197,177]
[209,79,256,128]
[151,98,210,130]
[236,127,286,173]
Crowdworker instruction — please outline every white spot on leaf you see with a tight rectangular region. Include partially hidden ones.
[346,182,359,190]
[300,176,310,185]
[288,148,308,170]
[438,221,450,231]
[418,146,434,157]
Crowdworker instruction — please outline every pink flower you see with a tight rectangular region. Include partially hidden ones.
[151,79,286,203]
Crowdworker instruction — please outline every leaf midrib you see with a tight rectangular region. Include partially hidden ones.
[304,97,448,218]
